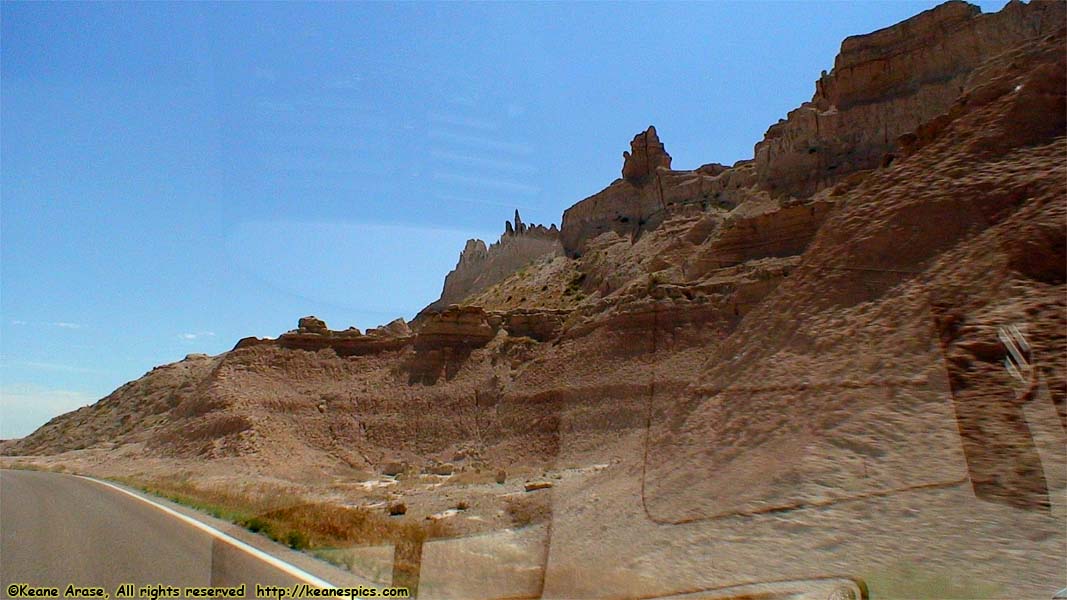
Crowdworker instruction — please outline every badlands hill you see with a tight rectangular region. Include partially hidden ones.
[4,2,1065,598]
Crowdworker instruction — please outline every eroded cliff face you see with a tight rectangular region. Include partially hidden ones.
[4,5,1065,596]
[621,125,672,181]
[753,0,1065,197]
[426,210,562,311]
[560,149,757,259]
[559,0,1065,260]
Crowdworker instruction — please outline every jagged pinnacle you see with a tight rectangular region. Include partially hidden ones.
[514,209,526,234]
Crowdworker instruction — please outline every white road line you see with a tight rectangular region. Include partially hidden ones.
[76,475,337,589]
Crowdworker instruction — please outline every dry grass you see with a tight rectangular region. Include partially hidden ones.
[2,460,66,473]
[503,494,550,528]
[113,475,451,550]
[444,469,498,486]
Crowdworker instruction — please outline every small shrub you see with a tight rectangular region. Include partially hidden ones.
[243,517,271,535]
[285,530,309,550]
[504,495,549,528]
[111,475,454,553]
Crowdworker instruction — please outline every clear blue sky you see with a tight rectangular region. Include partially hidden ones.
[1,0,1006,438]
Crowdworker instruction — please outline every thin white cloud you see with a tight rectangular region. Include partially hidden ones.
[0,384,96,439]
[8,320,85,330]
[226,220,497,315]
[328,76,364,91]
[178,331,216,341]
[433,192,530,211]
[427,129,533,156]
[432,171,541,196]
[428,112,500,132]
[8,361,101,374]
[430,150,537,174]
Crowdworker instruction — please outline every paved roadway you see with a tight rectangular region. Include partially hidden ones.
[0,469,347,599]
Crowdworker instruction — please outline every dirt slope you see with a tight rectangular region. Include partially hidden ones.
[4,3,1064,598]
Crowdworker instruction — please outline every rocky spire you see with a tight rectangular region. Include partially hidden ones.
[622,125,672,182]
[506,209,530,236]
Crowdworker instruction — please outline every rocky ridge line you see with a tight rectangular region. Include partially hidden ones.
[426,210,562,312]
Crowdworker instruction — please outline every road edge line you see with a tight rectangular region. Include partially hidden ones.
[75,475,337,589]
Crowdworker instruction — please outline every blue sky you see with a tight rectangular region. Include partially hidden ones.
[1,0,1007,439]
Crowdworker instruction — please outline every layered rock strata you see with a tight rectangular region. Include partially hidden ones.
[560,0,1064,258]
[428,211,562,310]
[752,0,1065,197]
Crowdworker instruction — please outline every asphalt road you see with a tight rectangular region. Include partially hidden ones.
[0,470,342,599]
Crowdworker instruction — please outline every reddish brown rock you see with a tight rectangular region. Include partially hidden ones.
[415,305,497,348]
[688,199,834,272]
[752,0,1064,197]
[234,336,272,350]
[622,125,672,181]
[500,309,569,342]
[366,318,412,338]
[427,210,562,310]
[297,315,328,334]
[5,9,1064,596]
[561,129,760,258]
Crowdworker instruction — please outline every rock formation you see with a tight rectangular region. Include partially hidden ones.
[366,318,412,338]
[297,315,329,334]
[414,306,496,348]
[752,0,1065,197]
[427,210,562,311]
[561,0,1064,259]
[622,126,672,181]
[687,199,834,272]
[560,131,758,258]
[4,5,1064,597]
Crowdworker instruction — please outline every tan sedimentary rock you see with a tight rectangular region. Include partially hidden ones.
[752,0,1065,198]
[428,211,562,310]
[366,318,412,338]
[561,132,762,258]
[5,7,1064,595]
[561,1,1063,260]
[622,126,672,181]
[297,315,328,334]
[689,199,834,272]
[415,306,497,348]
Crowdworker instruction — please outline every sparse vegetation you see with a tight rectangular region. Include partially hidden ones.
[564,272,587,297]
[110,476,451,551]
[4,460,66,473]
[243,516,270,534]
[285,530,310,550]
[503,494,550,528]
